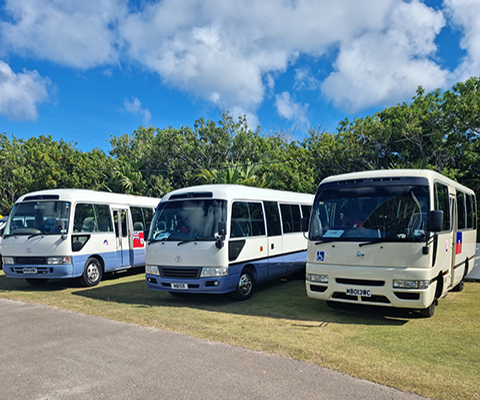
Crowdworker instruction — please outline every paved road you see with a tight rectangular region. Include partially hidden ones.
[0,298,428,400]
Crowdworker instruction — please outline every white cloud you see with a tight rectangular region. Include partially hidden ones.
[294,67,320,91]
[0,60,51,121]
[321,0,448,112]
[0,0,126,69]
[2,0,479,123]
[123,97,151,125]
[275,92,309,129]
[444,0,480,82]
[119,0,395,117]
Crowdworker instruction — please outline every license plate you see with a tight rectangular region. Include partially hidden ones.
[346,288,371,297]
[23,267,38,275]
[171,283,188,290]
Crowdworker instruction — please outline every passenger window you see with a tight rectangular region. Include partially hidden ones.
[466,194,474,229]
[280,204,302,233]
[457,191,466,230]
[301,205,312,221]
[264,201,282,237]
[230,202,266,238]
[434,183,450,232]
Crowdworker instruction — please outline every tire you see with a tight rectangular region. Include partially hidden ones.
[230,268,256,301]
[25,278,49,287]
[419,300,436,318]
[79,257,103,287]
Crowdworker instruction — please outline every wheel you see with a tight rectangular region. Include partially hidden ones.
[419,300,435,318]
[79,257,103,287]
[230,268,256,301]
[25,278,49,287]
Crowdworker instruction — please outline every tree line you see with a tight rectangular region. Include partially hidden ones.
[1,77,479,221]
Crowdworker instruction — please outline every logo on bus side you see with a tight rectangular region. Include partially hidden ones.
[316,251,325,262]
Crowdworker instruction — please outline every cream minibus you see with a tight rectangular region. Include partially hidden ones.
[303,169,477,317]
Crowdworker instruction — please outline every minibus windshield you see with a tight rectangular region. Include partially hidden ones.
[5,201,71,236]
[310,185,429,242]
[148,199,227,242]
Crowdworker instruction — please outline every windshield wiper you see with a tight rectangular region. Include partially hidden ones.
[177,237,212,246]
[359,237,394,247]
[27,233,45,239]
[147,237,168,245]
[314,239,341,245]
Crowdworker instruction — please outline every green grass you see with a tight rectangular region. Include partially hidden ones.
[1,269,479,400]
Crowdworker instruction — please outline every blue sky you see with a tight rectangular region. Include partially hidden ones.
[0,0,479,153]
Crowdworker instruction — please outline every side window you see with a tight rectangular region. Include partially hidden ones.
[301,205,312,221]
[230,202,265,238]
[96,204,113,232]
[143,207,155,237]
[231,202,250,238]
[434,183,450,232]
[280,204,302,233]
[457,191,466,230]
[466,194,473,229]
[249,202,266,236]
[264,201,282,237]
[131,206,145,231]
[74,204,96,232]
[474,195,478,230]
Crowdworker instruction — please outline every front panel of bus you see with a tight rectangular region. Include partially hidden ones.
[145,197,235,294]
[2,197,77,279]
[306,176,439,310]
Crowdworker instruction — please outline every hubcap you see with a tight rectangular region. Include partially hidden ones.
[238,273,252,296]
[86,263,99,282]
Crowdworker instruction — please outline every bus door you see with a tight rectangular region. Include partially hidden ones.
[113,208,131,268]
[448,193,457,289]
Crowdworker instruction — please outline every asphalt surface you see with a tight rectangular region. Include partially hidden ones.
[0,298,429,400]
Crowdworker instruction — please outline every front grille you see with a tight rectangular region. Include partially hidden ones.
[336,278,385,287]
[332,292,390,304]
[14,257,47,265]
[159,267,201,279]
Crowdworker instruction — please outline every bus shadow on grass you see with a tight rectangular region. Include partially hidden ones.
[0,268,146,292]
[69,274,409,326]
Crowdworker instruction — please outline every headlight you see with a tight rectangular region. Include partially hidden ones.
[47,256,72,265]
[2,257,14,265]
[393,279,430,289]
[306,274,329,283]
[201,267,228,277]
[146,265,160,275]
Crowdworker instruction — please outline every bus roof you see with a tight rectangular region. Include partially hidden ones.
[319,169,475,195]
[161,184,314,204]
[15,189,160,208]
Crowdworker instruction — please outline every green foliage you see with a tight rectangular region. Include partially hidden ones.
[1,77,479,229]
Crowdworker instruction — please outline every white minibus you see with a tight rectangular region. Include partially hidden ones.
[145,184,314,300]
[303,169,477,317]
[2,189,159,286]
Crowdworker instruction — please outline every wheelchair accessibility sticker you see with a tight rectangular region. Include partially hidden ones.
[316,251,325,262]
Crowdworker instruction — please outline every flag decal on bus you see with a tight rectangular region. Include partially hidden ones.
[456,232,462,255]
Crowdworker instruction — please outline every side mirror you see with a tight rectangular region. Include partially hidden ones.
[301,217,309,232]
[218,221,226,236]
[428,210,443,232]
